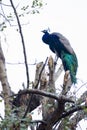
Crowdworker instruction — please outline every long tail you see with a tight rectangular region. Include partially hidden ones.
[70,72,77,84]
[70,53,78,84]
[61,51,78,84]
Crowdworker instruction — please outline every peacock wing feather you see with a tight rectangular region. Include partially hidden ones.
[52,33,74,55]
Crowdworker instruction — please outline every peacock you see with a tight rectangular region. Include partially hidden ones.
[42,30,78,84]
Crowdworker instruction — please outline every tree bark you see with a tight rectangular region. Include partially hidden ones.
[0,38,11,115]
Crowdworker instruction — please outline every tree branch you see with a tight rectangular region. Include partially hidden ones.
[0,1,11,7]
[9,0,30,88]
[33,57,48,89]
[22,59,48,118]
[12,89,74,103]
[58,104,87,130]
[59,104,87,120]
[41,56,56,121]
[61,70,72,95]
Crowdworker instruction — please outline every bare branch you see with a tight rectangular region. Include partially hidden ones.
[77,91,87,104]
[0,2,11,7]
[0,93,3,98]
[33,57,48,89]
[41,56,56,120]
[22,58,48,119]
[9,0,29,88]
[6,61,36,65]
[0,115,3,120]
[12,89,74,104]
[61,70,72,95]
[59,104,87,120]
[48,56,55,92]
[58,104,87,130]
[68,109,86,130]
[0,13,11,26]
[76,82,87,93]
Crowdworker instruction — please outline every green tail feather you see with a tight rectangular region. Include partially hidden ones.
[61,51,78,84]
[70,71,77,84]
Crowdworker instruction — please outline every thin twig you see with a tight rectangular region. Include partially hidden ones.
[76,82,87,93]
[9,0,30,88]
[22,93,33,119]
[34,57,48,89]
[0,12,11,25]
[0,2,11,7]
[0,115,3,120]
[6,62,36,65]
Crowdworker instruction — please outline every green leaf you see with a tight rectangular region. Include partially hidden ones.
[0,99,2,102]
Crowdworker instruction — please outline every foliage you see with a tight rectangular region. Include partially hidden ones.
[0,0,44,31]
[0,109,32,130]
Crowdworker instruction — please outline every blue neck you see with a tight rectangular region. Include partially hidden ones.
[42,32,50,44]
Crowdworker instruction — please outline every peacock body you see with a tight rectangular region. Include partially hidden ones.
[42,30,78,84]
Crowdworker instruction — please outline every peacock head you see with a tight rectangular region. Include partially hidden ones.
[41,28,50,44]
[41,30,48,34]
[41,27,50,34]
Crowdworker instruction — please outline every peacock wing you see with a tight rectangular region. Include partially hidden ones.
[52,32,74,55]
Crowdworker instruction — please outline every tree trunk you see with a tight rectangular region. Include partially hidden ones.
[0,38,11,116]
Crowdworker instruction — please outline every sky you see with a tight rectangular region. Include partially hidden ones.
[0,0,87,129]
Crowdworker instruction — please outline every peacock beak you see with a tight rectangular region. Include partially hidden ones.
[41,30,46,33]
